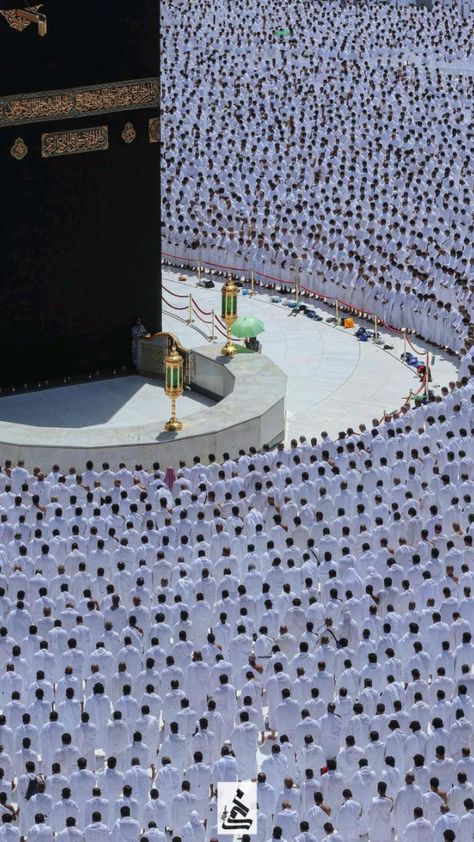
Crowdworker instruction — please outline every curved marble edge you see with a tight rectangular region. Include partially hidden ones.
[0,346,287,465]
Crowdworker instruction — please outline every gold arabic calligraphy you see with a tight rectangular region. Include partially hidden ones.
[4,94,73,123]
[41,126,108,158]
[76,82,158,113]
[0,79,159,128]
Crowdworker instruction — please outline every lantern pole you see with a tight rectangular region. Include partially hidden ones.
[221,274,238,356]
[164,344,184,431]
[165,396,181,432]
[223,324,236,357]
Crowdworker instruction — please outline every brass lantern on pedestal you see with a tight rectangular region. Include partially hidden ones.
[164,344,184,431]
[221,274,239,356]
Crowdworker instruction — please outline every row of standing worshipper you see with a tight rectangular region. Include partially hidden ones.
[0,373,471,838]
[162,0,474,363]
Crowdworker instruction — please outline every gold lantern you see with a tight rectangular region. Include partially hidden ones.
[221,274,239,356]
[164,344,184,431]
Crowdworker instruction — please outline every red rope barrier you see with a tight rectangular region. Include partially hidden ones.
[378,382,424,424]
[162,296,188,311]
[253,269,283,284]
[162,250,195,263]
[251,268,401,328]
[162,254,437,412]
[192,299,213,316]
[300,284,332,300]
[214,323,228,338]
[342,303,376,318]
[162,251,250,274]
[202,258,250,273]
[378,320,403,335]
[190,307,213,326]
[414,380,426,395]
[163,252,439,410]
[406,334,428,356]
[162,285,189,299]
[215,315,228,330]
[161,251,416,343]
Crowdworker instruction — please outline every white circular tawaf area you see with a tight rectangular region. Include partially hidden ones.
[0,268,459,469]
[162,269,459,443]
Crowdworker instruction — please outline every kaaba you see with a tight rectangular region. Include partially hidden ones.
[0,0,160,388]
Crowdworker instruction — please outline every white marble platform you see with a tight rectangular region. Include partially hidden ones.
[0,376,214,430]
[0,347,287,469]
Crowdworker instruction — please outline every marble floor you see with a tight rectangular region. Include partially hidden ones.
[162,266,459,444]
[0,376,215,430]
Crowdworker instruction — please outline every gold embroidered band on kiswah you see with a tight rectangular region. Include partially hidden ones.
[0,78,159,128]
[41,126,109,158]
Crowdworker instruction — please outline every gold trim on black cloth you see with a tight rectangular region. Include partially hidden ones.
[0,78,159,128]
[41,126,109,158]
[0,5,42,32]
[149,116,159,143]
[121,121,136,144]
[10,137,27,159]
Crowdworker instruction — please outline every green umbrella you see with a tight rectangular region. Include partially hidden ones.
[231,316,265,338]
[276,27,291,36]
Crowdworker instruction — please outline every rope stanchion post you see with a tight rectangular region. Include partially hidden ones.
[210,310,216,341]
[295,278,300,305]
[403,328,407,356]
[187,294,194,324]
[198,259,202,284]
[425,351,430,400]
[250,270,255,296]
[335,299,339,325]
[374,316,378,341]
